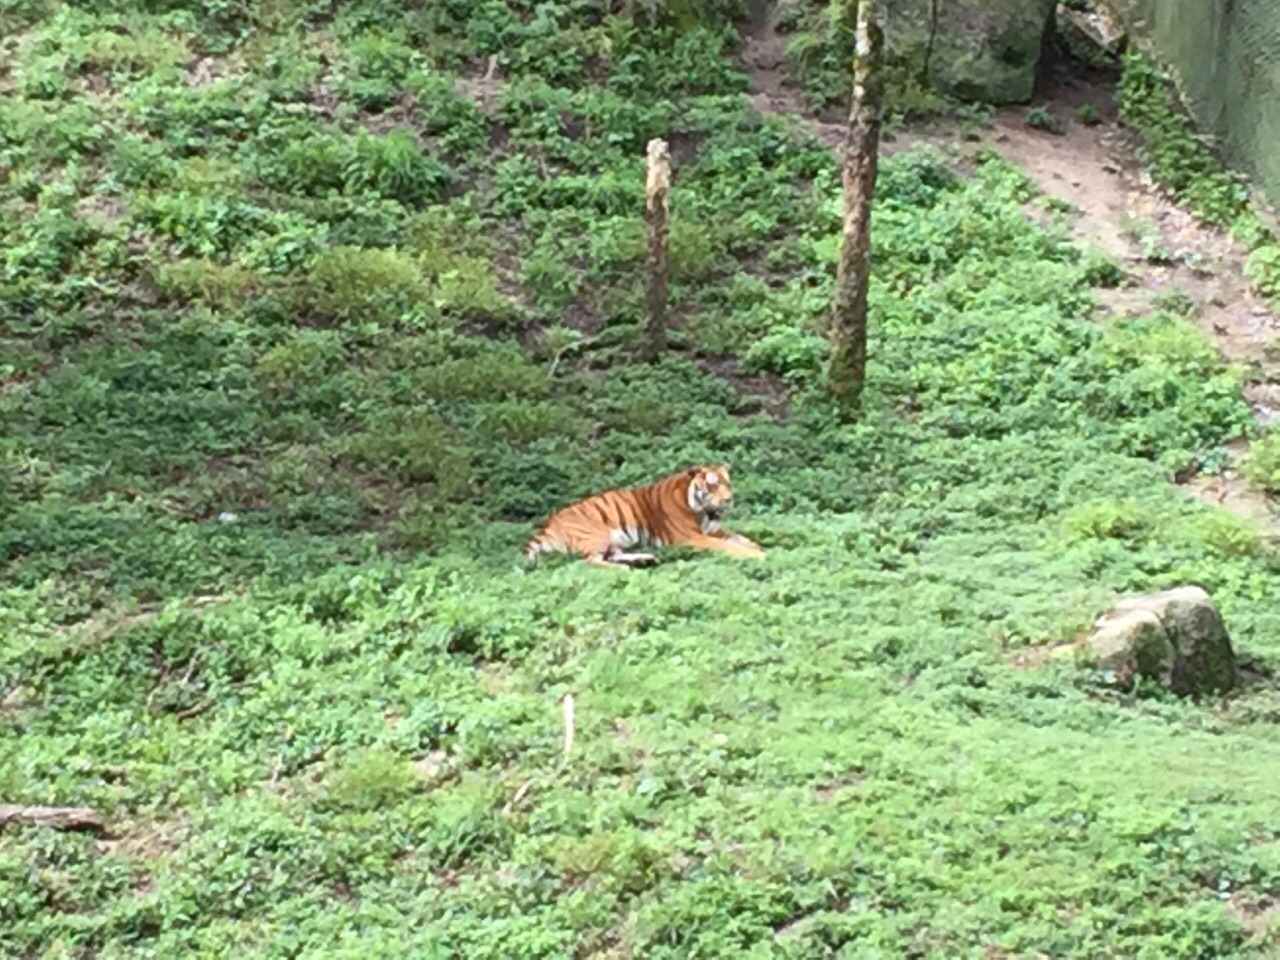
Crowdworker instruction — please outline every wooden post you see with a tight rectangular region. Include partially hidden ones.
[642,137,671,362]
[828,0,885,413]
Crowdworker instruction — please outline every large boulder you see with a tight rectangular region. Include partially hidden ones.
[880,0,1058,104]
[1065,586,1238,696]
[779,0,1058,107]
[925,0,1059,104]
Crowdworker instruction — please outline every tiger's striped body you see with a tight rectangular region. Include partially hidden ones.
[524,465,765,568]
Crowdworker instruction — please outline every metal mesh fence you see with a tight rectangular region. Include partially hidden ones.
[1118,0,1280,208]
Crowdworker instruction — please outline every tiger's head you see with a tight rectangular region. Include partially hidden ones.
[684,464,734,527]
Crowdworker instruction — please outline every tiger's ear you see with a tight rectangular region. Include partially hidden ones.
[685,466,700,477]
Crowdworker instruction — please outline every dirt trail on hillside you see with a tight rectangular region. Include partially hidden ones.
[738,0,1280,537]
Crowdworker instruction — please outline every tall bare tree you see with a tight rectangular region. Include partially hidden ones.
[641,137,671,362]
[828,0,885,412]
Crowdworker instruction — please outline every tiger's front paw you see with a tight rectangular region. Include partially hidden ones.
[613,551,660,568]
[725,535,765,557]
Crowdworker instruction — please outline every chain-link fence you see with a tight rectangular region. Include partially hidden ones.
[1115,0,1280,209]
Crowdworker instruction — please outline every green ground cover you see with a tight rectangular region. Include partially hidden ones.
[3,1,1280,956]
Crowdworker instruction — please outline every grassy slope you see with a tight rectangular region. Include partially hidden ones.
[3,1,1280,956]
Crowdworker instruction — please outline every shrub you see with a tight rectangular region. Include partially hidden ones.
[155,258,263,308]
[340,410,472,492]
[1244,431,1280,495]
[743,328,828,383]
[340,130,453,205]
[299,246,434,328]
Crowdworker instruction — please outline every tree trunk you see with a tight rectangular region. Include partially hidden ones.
[828,0,885,412]
[642,137,671,362]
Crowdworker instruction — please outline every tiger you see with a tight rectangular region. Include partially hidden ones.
[524,464,766,568]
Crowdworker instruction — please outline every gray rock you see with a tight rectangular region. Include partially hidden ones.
[881,0,1058,104]
[1058,1,1126,55]
[1070,586,1239,695]
[929,0,1058,103]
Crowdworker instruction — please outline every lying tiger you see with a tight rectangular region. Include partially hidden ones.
[524,465,766,568]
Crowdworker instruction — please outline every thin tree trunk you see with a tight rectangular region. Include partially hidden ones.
[828,0,885,412]
[642,137,671,362]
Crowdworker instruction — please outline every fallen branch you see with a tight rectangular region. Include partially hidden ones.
[547,332,600,378]
[501,779,535,816]
[0,804,105,833]
[174,698,215,721]
[53,592,235,644]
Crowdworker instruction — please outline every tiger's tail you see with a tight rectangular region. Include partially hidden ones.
[523,530,566,564]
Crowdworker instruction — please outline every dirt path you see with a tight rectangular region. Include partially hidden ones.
[738,0,1280,537]
[986,103,1280,534]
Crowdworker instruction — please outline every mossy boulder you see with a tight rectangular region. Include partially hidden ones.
[783,0,1058,108]
[923,0,1058,103]
[880,0,1057,104]
[1061,585,1239,696]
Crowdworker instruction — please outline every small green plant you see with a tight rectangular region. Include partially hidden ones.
[323,749,423,812]
[156,258,262,308]
[407,346,551,402]
[743,327,828,383]
[521,247,582,314]
[340,130,454,205]
[1122,216,1174,264]
[300,246,434,327]
[1075,103,1102,126]
[1079,248,1127,288]
[1245,243,1280,301]
[73,26,191,76]
[255,329,349,392]
[344,28,421,84]
[1152,287,1197,317]
[340,410,472,491]
[1243,431,1280,495]
[472,400,586,447]
[1195,510,1263,559]
[953,101,995,133]
[1117,52,1246,228]
[1026,105,1061,133]
[1063,498,1150,542]
[1039,195,1079,216]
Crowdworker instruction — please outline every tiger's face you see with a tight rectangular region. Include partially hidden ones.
[686,465,734,524]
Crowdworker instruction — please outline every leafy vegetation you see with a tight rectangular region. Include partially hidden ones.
[3,2,1280,957]
[778,0,949,120]
[1117,51,1280,305]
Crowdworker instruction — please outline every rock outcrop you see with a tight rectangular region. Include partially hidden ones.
[1066,585,1238,696]
[778,0,1059,107]
[925,0,1058,104]
[883,0,1058,104]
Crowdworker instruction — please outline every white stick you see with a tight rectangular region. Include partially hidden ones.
[561,692,576,766]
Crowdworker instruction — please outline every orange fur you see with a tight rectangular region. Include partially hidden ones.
[524,465,765,568]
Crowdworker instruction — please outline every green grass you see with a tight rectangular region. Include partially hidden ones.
[3,2,1280,957]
